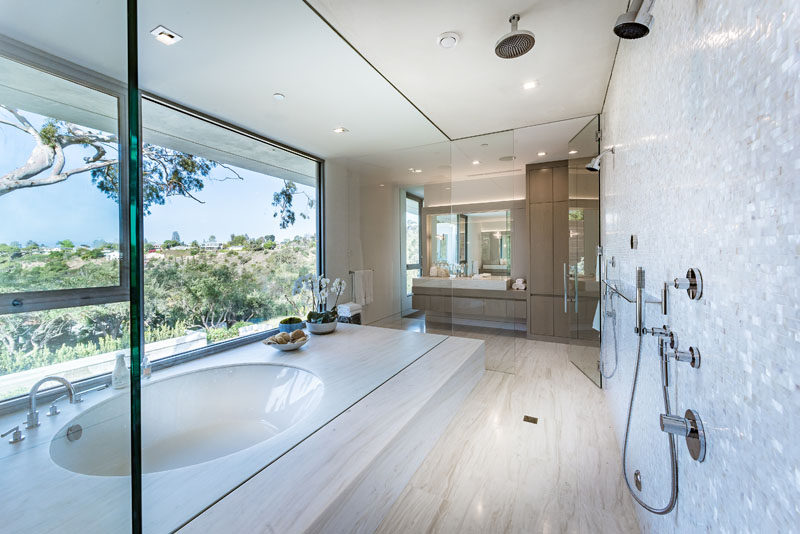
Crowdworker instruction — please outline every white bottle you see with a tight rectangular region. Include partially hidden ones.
[112,353,130,389]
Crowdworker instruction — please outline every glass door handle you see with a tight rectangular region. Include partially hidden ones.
[574,265,579,313]
[563,263,568,313]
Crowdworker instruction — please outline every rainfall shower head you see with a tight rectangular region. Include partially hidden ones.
[586,147,615,172]
[495,14,535,59]
[614,0,654,39]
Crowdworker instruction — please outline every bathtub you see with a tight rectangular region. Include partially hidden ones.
[49,363,324,476]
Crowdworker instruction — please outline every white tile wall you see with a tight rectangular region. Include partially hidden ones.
[600,1,799,532]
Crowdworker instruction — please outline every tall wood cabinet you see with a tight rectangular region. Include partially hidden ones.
[527,161,570,339]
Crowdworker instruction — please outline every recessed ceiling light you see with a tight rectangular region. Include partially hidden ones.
[568,149,578,154]
[499,155,516,161]
[379,184,385,187]
[273,92,285,101]
[414,169,423,173]
[537,151,547,157]
[472,160,480,165]
[333,127,349,134]
[438,32,460,49]
[150,26,182,46]
[481,143,489,147]
[523,80,538,90]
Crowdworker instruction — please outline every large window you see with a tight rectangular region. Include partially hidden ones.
[405,194,422,295]
[0,54,321,405]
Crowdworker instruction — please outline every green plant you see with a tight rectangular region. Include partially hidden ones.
[280,316,302,324]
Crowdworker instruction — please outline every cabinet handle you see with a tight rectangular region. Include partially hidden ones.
[563,263,568,313]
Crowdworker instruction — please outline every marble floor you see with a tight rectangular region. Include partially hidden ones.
[370,314,640,533]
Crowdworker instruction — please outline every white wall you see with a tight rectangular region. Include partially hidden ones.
[599,1,799,531]
[324,160,402,324]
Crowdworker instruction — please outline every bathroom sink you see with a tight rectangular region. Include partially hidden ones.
[49,363,323,476]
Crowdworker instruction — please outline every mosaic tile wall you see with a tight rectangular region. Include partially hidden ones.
[599,1,799,531]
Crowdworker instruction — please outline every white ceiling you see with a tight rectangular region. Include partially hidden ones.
[309,0,625,139]
[0,0,446,159]
[0,0,619,162]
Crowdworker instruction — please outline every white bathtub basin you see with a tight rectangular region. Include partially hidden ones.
[49,363,324,476]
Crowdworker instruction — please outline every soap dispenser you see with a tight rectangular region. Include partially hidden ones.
[112,352,130,389]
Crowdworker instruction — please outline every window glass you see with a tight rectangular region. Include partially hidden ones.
[405,196,420,265]
[0,56,121,293]
[141,100,319,353]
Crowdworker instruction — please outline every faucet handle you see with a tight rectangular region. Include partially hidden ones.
[2,425,25,444]
[46,403,60,416]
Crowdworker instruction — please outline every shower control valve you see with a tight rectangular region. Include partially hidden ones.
[671,347,701,369]
[642,325,677,349]
[660,410,706,462]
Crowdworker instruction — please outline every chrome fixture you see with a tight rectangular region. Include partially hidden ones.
[635,267,645,335]
[66,424,83,442]
[25,376,81,429]
[660,409,706,462]
[614,0,654,39]
[2,425,24,444]
[585,147,614,172]
[674,267,703,300]
[495,14,535,59]
[671,346,701,369]
[622,266,678,514]
[633,470,643,491]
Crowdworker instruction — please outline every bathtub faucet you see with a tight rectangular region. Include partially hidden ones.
[26,376,81,429]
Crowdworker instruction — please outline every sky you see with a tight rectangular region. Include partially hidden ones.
[0,110,316,247]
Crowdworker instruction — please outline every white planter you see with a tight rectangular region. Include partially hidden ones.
[307,322,337,335]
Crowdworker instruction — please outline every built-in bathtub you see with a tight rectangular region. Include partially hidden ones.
[50,364,324,476]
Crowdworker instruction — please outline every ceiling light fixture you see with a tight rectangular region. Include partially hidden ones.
[537,151,547,157]
[414,169,423,173]
[523,80,538,90]
[568,149,578,154]
[499,155,516,162]
[438,31,461,49]
[333,127,349,134]
[273,93,285,101]
[472,160,480,165]
[150,26,182,46]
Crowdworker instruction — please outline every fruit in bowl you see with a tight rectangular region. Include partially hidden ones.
[263,329,308,351]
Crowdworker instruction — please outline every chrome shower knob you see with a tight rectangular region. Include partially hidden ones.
[660,409,706,462]
[673,268,703,300]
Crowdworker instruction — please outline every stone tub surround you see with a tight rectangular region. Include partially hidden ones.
[180,332,484,533]
[600,0,800,531]
[0,324,486,533]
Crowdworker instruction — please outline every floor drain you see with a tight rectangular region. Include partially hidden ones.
[523,415,538,424]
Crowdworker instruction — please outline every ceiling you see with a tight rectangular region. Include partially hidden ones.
[0,0,620,161]
[308,0,625,139]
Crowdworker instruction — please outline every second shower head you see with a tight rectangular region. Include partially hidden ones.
[495,14,535,59]
[586,147,615,172]
[614,0,654,39]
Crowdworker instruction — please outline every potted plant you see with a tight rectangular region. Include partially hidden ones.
[293,274,347,335]
[278,316,305,333]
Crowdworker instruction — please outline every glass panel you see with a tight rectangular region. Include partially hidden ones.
[0,4,133,533]
[567,115,602,386]
[0,57,122,293]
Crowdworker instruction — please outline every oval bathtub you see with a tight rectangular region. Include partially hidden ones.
[49,363,324,476]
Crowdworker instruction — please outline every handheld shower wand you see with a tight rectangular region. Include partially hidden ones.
[635,267,645,335]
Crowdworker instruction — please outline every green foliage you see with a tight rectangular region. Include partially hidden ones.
[39,121,58,147]
[57,239,74,250]
[280,316,302,324]
[162,239,180,249]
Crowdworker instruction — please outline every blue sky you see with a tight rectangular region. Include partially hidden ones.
[0,110,316,246]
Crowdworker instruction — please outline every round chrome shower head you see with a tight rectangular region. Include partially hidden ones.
[495,14,535,59]
[613,12,650,39]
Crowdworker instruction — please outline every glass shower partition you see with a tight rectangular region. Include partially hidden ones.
[566,116,602,386]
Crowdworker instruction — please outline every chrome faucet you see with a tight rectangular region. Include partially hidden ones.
[25,376,81,429]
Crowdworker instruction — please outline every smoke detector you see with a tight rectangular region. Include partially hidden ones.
[438,32,460,49]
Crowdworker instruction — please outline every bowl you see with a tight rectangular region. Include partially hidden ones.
[278,321,306,333]
[263,335,308,352]
[307,321,337,335]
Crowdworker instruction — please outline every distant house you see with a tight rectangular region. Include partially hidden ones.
[201,242,223,250]
[104,251,121,260]
[228,245,244,251]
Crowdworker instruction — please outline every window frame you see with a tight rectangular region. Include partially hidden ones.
[0,39,326,413]
[0,35,131,316]
[405,192,422,297]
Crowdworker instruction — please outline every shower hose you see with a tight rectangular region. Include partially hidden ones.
[605,287,679,514]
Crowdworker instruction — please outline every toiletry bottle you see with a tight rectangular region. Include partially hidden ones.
[142,354,152,380]
[112,353,130,389]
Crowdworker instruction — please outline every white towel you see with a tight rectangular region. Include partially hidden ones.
[353,270,373,306]
[337,302,362,317]
[364,269,373,305]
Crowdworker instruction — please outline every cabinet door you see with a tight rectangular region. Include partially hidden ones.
[411,294,429,310]
[552,201,569,296]
[530,203,554,294]
[530,295,554,336]
[528,168,553,203]
[552,165,569,202]
[553,296,570,338]
[429,296,450,313]
[484,299,507,318]
[452,297,483,316]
